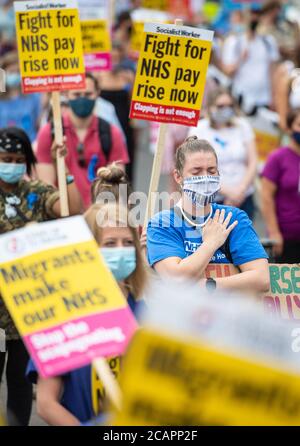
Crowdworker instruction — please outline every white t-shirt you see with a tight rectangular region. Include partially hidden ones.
[188,117,255,198]
[222,34,279,113]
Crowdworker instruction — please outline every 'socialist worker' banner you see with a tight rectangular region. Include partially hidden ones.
[14,0,85,94]
[0,217,137,378]
[130,23,214,126]
[79,0,112,71]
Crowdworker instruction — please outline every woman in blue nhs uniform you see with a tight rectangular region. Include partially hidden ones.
[147,136,270,293]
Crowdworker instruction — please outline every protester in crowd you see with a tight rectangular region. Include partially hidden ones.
[112,10,133,53]
[35,72,129,209]
[40,91,125,140]
[91,162,133,206]
[111,40,136,77]
[188,88,258,220]
[0,127,81,426]
[229,9,247,35]
[274,48,300,131]
[222,7,280,115]
[0,52,41,142]
[0,0,16,56]
[27,202,147,426]
[157,50,224,195]
[98,62,135,181]
[261,108,300,263]
[258,0,300,61]
[147,136,270,293]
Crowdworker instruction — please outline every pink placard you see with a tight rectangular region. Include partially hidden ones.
[24,307,138,377]
[84,53,112,72]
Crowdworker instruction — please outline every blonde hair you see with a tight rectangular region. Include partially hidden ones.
[175,136,218,174]
[91,162,132,204]
[84,202,147,299]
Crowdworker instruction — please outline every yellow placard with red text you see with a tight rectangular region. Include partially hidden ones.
[14,0,85,93]
[130,23,213,126]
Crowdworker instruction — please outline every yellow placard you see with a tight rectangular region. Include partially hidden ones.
[0,217,137,378]
[14,1,85,93]
[0,413,6,426]
[130,23,213,126]
[254,129,280,163]
[0,240,127,336]
[115,330,300,426]
[142,0,169,10]
[131,21,146,54]
[81,19,111,54]
[91,357,121,415]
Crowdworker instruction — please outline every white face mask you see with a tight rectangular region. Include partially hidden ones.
[183,175,220,207]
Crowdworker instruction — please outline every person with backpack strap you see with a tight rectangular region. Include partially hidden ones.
[36,72,129,209]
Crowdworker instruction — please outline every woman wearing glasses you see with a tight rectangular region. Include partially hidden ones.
[188,87,258,220]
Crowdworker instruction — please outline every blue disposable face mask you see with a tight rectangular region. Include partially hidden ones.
[6,73,21,88]
[100,247,136,282]
[0,163,26,184]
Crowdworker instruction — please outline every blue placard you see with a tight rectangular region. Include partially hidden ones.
[222,0,263,10]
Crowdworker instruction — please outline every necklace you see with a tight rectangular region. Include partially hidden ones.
[176,200,213,228]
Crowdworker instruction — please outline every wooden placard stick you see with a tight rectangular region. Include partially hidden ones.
[143,18,183,229]
[93,357,122,411]
[52,91,69,217]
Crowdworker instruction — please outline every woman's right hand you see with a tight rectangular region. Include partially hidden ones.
[202,209,238,251]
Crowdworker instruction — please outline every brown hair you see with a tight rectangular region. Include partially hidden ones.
[84,202,147,299]
[85,71,100,92]
[286,108,300,129]
[91,162,132,205]
[175,136,218,174]
[0,51,19,71]
[260,0,281,14]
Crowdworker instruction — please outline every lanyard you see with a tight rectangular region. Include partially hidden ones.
[176,200,213,228]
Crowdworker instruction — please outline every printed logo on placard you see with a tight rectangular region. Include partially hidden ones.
[5,236,26,254]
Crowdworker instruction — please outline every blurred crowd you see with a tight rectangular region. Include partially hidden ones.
[0,0,300,426]
[0,0,299,258]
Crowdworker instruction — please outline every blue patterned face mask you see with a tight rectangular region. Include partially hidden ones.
[0,163,26,184]
[183,175,220,207]
[100,247,136,282]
